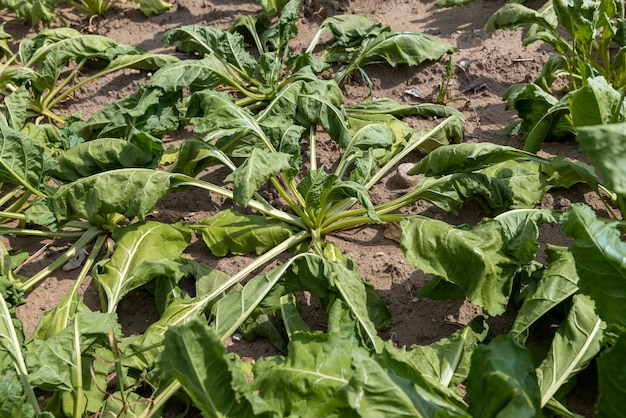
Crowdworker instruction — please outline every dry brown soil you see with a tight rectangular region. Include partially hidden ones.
[2,0,603,415]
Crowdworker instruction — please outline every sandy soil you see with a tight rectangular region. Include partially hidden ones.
[2,0,602,415]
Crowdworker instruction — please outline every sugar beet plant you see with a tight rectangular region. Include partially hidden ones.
[1,0,624,416]
[485,0,626,151]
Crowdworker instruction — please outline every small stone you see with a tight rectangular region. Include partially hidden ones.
[232,332,242,342]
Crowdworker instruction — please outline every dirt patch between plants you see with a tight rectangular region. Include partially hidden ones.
[2,0,603,415]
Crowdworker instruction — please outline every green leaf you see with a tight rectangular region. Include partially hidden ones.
[403,316,488,387]
[4,86,29,130]
[496,209,557,264]
[296,80,351,147]
[0,124,52,196]
[260,0,288,14]
[511,245,579,336]
[254,331,470,417]
[484,3,556,33]
[597,333,626,418]
[325,179,380,222]
[169,139,236,177]
[224,148,293,206]
[296,168,335,215]
[501,83,572,152]
[93,221,190,312]
[50,138,160,182]
[329,260,384,352]
[197,209,295,257]
[258,81,304,144]
[134,0,171,16]
[252,332,356,416]
[375,343,471,417]
[576,122,626,198]
[49,168,180,224]
[569,76,626,126]
[477,160,551,209]
[160,320,255,417]
[188,89,271,145]
[409,142,531,176]
[79,85,180,139]
[347,97,465,120]
[278,125,305,180]
[147,55,234,93]
[0,371,36,418]
[410,173,514,216]
[536,294,605,406]
[103,52,179,72]
[263,0,301,52]
[348,349,468,417]
[211,254,317,342]
[26,312,120,392]
[401,217,519,315]
[329,27,455,83]
[467,335,541,418]
[561,204,626,328]
[297,168,380,221]
[353,31,455,67]
[162,25,257,77]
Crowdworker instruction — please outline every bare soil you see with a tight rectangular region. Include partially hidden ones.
[2,0,602,415]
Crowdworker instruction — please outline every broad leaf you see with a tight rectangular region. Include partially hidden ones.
[162,25,257,77]
[511,245,579,336]
[169,139,236,177]
[495,209,557,264]
[467,335,541,418]
[410,173,514,216]
[50,138,160,182]
[147,55,234,93]
[569,76,626,126]
[536,294,605,406]
[93,221,190,313]
[596,333,626,418]
[160,320,255,417]
[401,217,519,315]
[49,169,180,224]
[402,316,488,387]
[26,312,120,392]
[329,260,384,352]
[484,3,557,33]
[224,148,293,206]
[79,85,180,139]
[347,349,469,417]
[252,332,357,415]
[352,31,455,67]
[257,81,304,144]
[296,80,351,147]
[576,122,626,198]
[347,97,465,119]
[409,142,532,176]
[4,86,29,130]
[0,124,53,195]
[188,89,271,145]
[197,209,295,257]
[561,203,626,328]
[211,253,316,342]
[0,370,37,418]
